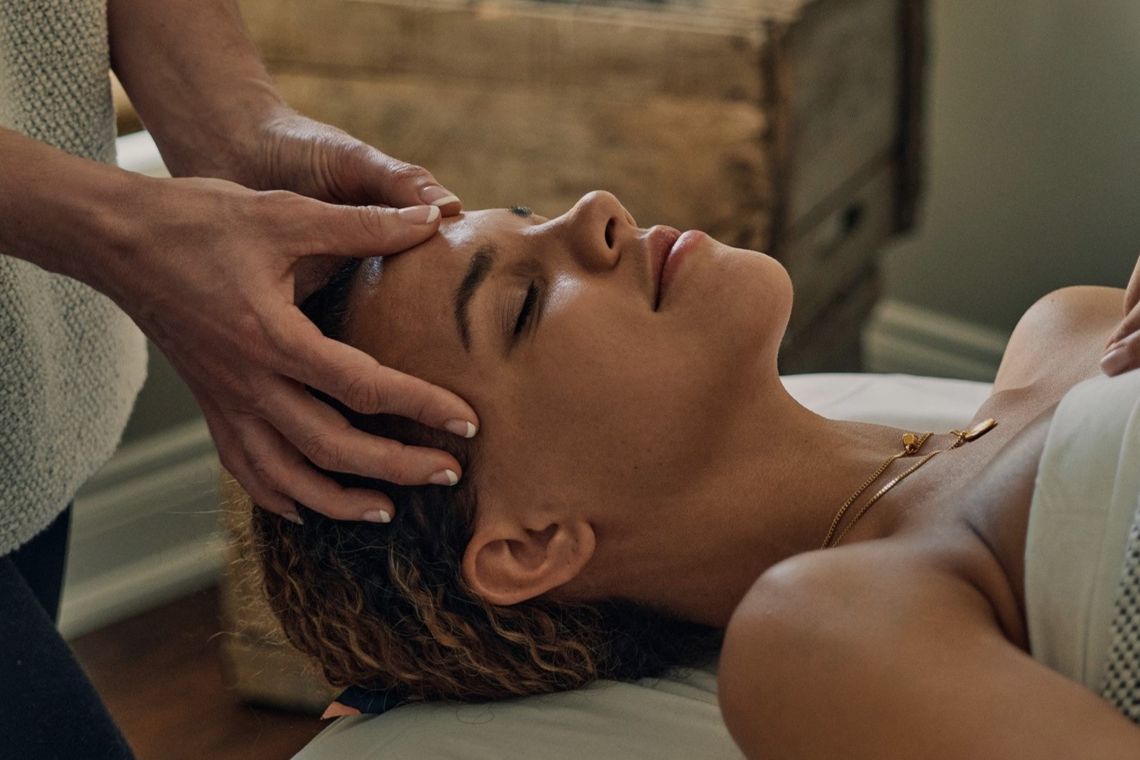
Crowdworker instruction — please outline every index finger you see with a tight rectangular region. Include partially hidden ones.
[280,200,443,263]
[271,309,479,438]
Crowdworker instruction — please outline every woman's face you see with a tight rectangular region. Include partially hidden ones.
[343,191,792,524]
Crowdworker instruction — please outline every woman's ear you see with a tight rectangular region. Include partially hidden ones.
[462,517,596,606]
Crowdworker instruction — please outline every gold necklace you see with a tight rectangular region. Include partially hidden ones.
[820,418,998,549]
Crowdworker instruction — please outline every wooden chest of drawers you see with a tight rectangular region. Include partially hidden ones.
[223,0,927,710]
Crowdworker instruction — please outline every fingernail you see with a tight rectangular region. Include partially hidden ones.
[430,469,460,486]
[398,205,441,225]
[283,511,304,525]
[363,509,392,524]
[444,419,477,438]
[1101,346,1129,375]
[420,185,461,208]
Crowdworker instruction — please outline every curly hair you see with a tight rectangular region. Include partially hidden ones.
[248,258,722,703]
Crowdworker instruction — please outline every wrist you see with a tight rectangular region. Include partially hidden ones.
[109,0,290,186]
[150,86,291,186]
[40,159,154,303]
[73,169,159,299]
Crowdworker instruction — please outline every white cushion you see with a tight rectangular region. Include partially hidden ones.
[295,373,994,760]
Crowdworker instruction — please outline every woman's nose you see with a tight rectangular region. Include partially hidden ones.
[557,190,636,272]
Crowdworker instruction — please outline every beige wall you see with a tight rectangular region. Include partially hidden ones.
[882,0,1140,334]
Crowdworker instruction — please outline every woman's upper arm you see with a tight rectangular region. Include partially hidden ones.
[718,549,1140,760]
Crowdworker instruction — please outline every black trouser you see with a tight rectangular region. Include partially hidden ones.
[0,507,135,760]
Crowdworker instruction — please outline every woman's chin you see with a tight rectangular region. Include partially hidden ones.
[678,238,790,384]
[707,238,794,316]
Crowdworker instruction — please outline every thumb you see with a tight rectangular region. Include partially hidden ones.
[306,203,442,260]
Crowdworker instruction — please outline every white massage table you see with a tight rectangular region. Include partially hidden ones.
[295,373,995,760]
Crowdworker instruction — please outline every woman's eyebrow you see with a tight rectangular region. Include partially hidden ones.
[453,242,496,351]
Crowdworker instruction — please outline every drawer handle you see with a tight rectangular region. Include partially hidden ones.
[842,203,865,237]
[815,201,866,262]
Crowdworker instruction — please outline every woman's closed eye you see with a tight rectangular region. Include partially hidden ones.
[514,282,540,338]
[497,280,543,354]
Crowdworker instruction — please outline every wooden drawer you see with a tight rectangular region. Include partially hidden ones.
[774,0,903,228]
[783,163,898,332]
[240,0,925,274]
[265,67,774,251]
[240,1,768,100]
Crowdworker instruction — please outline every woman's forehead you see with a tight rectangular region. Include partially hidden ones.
[372,209,518,281]
[343,210,519,367]
[361,210,514,302]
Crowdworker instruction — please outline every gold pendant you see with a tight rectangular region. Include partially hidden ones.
[958,418,998,441]
[901,432,921,454]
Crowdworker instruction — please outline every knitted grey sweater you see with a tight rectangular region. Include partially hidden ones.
[0,0,148,554]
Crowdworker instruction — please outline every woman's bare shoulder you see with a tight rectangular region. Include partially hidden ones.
[992,285,1123,397]
[719,542,990,752]
[718,540,1140,758]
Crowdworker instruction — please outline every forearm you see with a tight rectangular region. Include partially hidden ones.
[108,0,287,181]
[0,126,140,290]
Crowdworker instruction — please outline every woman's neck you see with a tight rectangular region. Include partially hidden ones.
[584,387,968,627]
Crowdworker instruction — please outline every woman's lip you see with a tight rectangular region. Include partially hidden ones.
[649,225,682,310]
[658,230,706,308]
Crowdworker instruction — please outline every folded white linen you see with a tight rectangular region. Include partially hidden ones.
[781,372,995,430]
[1024,368,1140,723]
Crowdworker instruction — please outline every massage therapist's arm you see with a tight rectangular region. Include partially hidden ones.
[99,0,480,523]
[0,126,474,522]
[0,0,479,522]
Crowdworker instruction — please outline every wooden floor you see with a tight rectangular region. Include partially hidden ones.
[72,586,325,760]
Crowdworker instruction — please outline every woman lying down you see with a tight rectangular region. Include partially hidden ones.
[249,191,1140,758]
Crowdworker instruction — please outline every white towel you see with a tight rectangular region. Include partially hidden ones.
[1025,368,1140,722]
